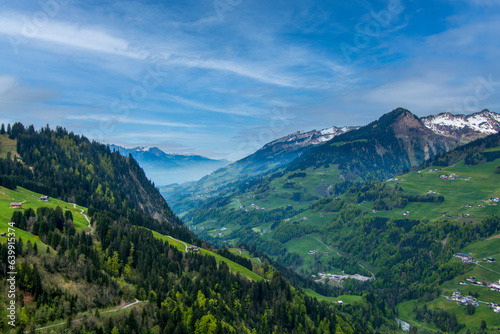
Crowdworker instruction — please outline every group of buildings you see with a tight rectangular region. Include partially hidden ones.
[453,253,475,264]
[447,291,479,307]
[10,195,48,208]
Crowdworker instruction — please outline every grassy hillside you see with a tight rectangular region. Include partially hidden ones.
[303,289,362,304]
[366,158,500,223]
[150,229,264,282]
[0,186,90,253]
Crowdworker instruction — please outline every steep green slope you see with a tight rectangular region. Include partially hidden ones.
[149,229,264,282]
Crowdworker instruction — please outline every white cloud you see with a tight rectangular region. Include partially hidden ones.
[167,55,304,88]
[364,73,485,114]
[0,75,17,96]
[0,13,146,58]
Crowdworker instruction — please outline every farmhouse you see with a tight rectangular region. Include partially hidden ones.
[187,246,199,253]
[10,202,22,209]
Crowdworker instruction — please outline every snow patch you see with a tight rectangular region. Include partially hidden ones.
[423,110,500,136]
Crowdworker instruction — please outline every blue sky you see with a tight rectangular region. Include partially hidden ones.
[0,0,499,160]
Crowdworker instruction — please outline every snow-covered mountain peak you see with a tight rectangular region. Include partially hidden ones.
[262,125,359,152]
[421,110,500,140]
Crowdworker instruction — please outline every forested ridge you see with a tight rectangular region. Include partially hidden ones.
[0,123,180,228]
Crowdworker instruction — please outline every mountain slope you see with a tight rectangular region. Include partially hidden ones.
[162,125,357,214]
[0,124,180,226]
[286,108,458,179]
[165,108,500,217]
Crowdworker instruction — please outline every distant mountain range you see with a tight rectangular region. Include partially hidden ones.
[163,108,500,215]
[109,145,229,185]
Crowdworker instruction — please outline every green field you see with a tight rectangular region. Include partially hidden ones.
[285,234,340,274]
[303,288,362,304]
[0,186,91,252]
[367,159,500,222]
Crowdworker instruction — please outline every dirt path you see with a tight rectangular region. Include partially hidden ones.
[32,299,141,332]
[486,233,500,240]
[70,203,93,234]
[476,263,500,276]
[167,236,188,253]
[306,235,341,256]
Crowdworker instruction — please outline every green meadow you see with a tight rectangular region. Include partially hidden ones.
[303,288,362,305]
[367,159,500,222]
[0,186,91,253]
[398,237,500,333]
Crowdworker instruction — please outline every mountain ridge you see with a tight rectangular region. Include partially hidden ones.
[165,108,500,217]
[421,109,500,141]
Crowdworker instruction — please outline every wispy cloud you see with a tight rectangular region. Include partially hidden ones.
[0,12,146,58]
[67,114,204,128]
[162,94,263,117]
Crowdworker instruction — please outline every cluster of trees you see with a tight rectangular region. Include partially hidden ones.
[272,221,318,243]
[310,197,344,213]
[216,248,252,271]
[413,304,465,333]
[345,183,443,211]
[11,207,74,237]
